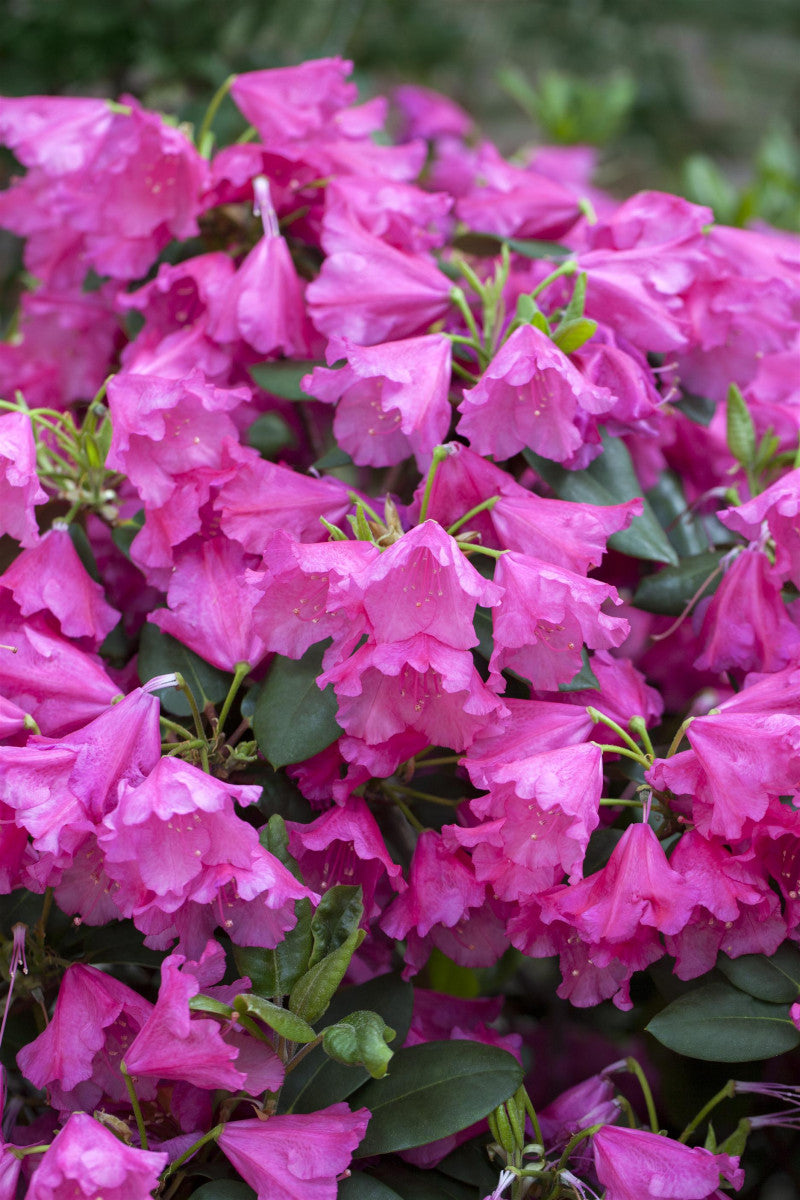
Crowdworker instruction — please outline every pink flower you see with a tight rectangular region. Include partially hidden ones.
[719,467,800,587]
[0,411,47,547]
[592,1125,743,1200]
[26,1112,166,1200]
[457,324,614,464]
[230,59,357,144]
[218,1104,370,1200]
[302,333,453,469]
[322,175,452,253]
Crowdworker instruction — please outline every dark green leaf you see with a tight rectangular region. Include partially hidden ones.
[309,886,364,967]
[252,641,342,769]
[506,237,571,260]
[137,624,231,718]
[673,391,717,427]
[646,980,800,1061]
[632,551,726,615]
[323,1010,396,1078]
[111,509,145,561]
[313,446,354,471]
[67,523,100,581]
[189,1184,256,1200]
[248,360,323,399]
[247,412,297,458]
[351,1042,524,1157]
[371,1164,476,1200]
[234,994,317,1043]
[523,431,679,564]
[438,1135,497,1193]
[558,645,600,692]
[289,925,365,1025]
[338,1177,402,1200]
[645,470,720,557]
[281,974,414,1114]
[234,898,313,998]
[717,944,800,1004]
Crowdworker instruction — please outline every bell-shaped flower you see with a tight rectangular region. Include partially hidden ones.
[457,323,615,464]
[0,411,47,548]
[322,175,452,253]
[719,467,800,587]
[17,963,155,1115]
[230,58,357,144]
[25,1111,167,1200]
[592,1125,743,1200]
[217,1102,371,1200]
[302,333,452,469]
[490,552,629,692]
[462,698,596,790]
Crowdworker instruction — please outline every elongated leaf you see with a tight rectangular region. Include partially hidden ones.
[137,624,231,718]
[726,383,756,469]
[523,432,678,565]
[190,1184,255,1200]
[645,470,718,557]
[111,509,145,561]
[674,391,716,427]
[234,994,317,1043]
[351,1042,524,1157]
[289,925,365,1025]
[281,974,414,1114]
[253,641,342,769]
[338,1177,402,1200]
[247,412,296,458]
[717,945,800,1004]
[371,1164,476,1200]
[558,645,600,692]
[506,236,571,260]
[309,885,364,967]
[646,980,800,1061]
[248,360,323,399]
[234,897,313,998]
[632,551,726,615]
[438,1135,497,1193]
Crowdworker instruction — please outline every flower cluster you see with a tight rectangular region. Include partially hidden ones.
[0,56,798,1197]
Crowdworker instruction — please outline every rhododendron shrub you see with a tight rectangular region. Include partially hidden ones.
[0,58,798,1199]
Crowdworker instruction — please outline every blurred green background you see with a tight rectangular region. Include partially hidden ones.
[1,0,799,225]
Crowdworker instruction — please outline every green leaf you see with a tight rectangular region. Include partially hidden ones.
[351,1041,524,1157]
[189,1184,256,1200]
[111,509,145,561]
[67,522,101,581]
[673,391,717,427]
[558,645,600,692]
[234,994,317,1043]
[438,1135,497,1193]
[189,994,233,1018]
[289,925,365,1026]
[645,470,718,557]
[234,897,313,998]
[309,885,364,967]
[552,316,597,353]
[137,624,231,718]
[338,1177,402,1200]
[323,1010,396,1078]
[370,1164,476,1200]
[523,431,679,565]
[646,980,800,1061]
[247,412,297,458]
[313,446,354,471]
[248,360,323,399]
[506,236,571,260]
[726,383,757,469]
[632,551,726,616]
[281,973,414,1114]
[717,944,800,1004]
[253,641,342,769]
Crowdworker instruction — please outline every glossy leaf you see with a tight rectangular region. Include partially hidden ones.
[111,509,145,561]
[371,1164,476,1200]
[632,550,726,615]
[717,944,800,1004]
[137,624,231,718]
[234,994,317,1043]
[646,980,800,1061]
[351,1041,524,1157]
[674,391,716,427]
[248,359,323,399]
[338,1178,402,1200]
[289,925,365,1026]
[558,645,600,692]
[189,1184,255,1200]
[645,469,723,557]
[234,898,313,999]
[247,412,297,458]
[252,640,342,769]
[308,885,364,967]
[523,432,678,564]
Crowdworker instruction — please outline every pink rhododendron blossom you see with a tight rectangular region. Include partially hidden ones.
[2,523,119,646]
[539,1074,620,1146]
[26,1113,167,1199]
[322,175,452,253]
[457,323,615,463]
[455,143,583,241]
[217,1103,370,1200]
[490,551,629,691]
[302,333,452,468]
[592,1125,743,1200]
[719,467,800,586]
[462,698,596,790]
[0,411,47,547]
[230,58,357,144]
[382,830,486,945]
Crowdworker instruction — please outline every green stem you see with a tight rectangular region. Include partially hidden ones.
[447,495,500,537]
[586,706,645,758]
[451,359,480,384]
[10,1143,50,1159]
[667,716,695,758]
[216,661,251,731]
[522,1090,544,1152]
[592,742,651,765]
[413,755,462,769]
[554,1123,603,1175]
[173,674,209,772]
[159,716,195,740]
[120,1062,148,1150]
[162,1123,223,1177]
[163,739,206,757]
[347,491,383,525]
[530,259,577,299]
[629,716,655,759]
[598,797,644,808]
[678,1080,735,1144]
[197,75,235,155]
[617,1093,638,1129]
[449,285,484,354]
[418,445,451,523]
[453,256,487,299]
[389,783,461,806]
[393,797,425,833]
[284,1033,325,1075]
[626,1056,660,1135]
[460,543,507,560]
